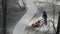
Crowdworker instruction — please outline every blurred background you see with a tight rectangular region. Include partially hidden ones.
[1,0,60,34]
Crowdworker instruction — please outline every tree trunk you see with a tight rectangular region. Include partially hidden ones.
[2,0,7,34]
[56,11,60,34]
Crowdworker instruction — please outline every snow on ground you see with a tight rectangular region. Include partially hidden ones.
[13,0,59,34]
[25,15,58,34]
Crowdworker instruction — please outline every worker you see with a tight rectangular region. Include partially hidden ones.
[42,11,47,25]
